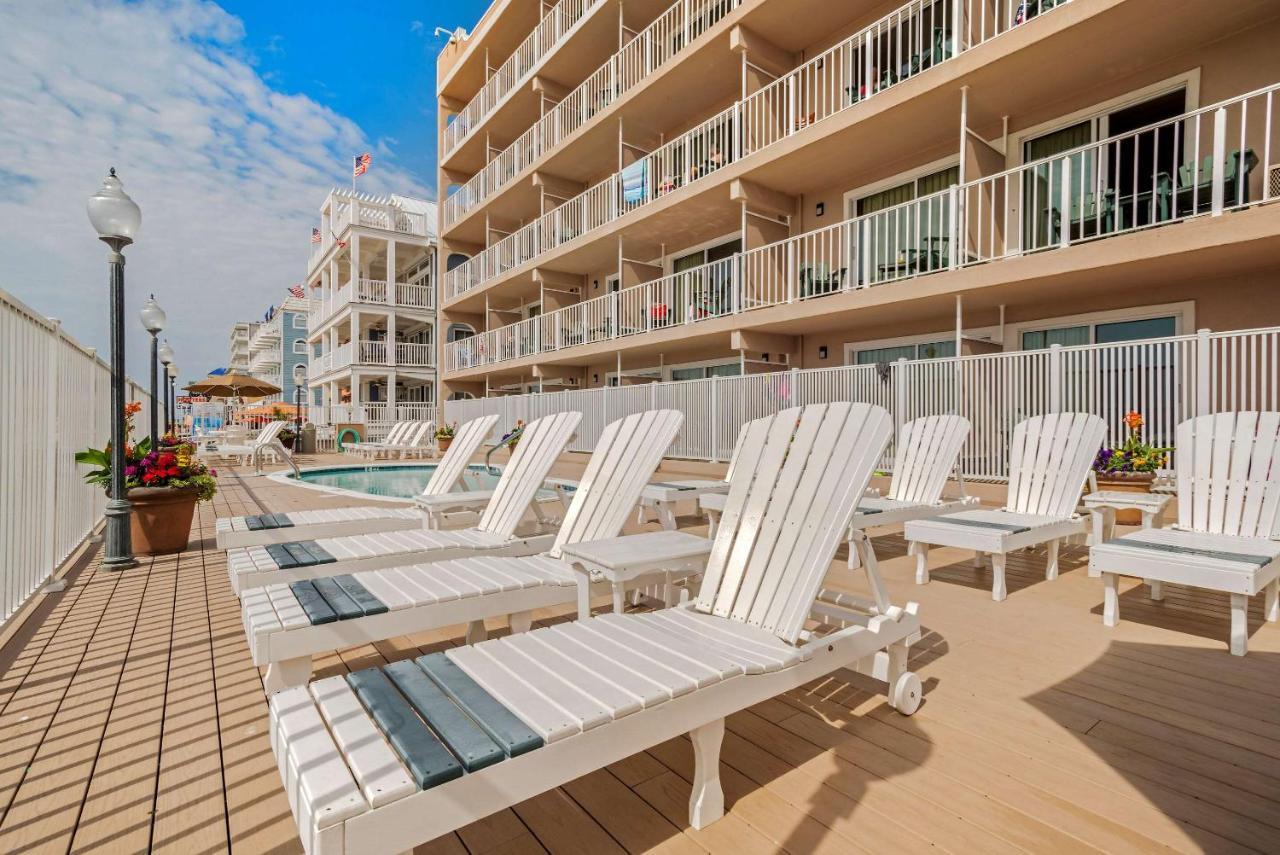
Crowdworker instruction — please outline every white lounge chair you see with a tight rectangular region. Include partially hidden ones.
[225,411,583,595]
[215,415,501,550]
[379,421,437,459]
[1090,411,1280,655]
[211,421,296,475]
[343,422,411,458]
[243,409,687,693]
[267,402,923,854]
[905,412,1107,601]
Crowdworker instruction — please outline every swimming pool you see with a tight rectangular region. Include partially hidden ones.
[278,464,505,501]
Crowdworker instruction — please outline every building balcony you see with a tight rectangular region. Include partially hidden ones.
[442,0,741,230]
[313,339,436,377]
[308,193,433,274]
[307,277,435,331]
[444,81,1280,374]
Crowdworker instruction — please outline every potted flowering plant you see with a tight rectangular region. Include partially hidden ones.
[76,401,218,555]
[1092,410,1172,524]
[499,419,525,452]
[435,422,457,453]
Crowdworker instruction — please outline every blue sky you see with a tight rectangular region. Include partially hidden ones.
[0,0,488,386]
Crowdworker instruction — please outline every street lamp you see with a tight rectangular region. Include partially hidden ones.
[293,365,307,439]
[87,167,142,570]
[139,295,166,448]
[158,340,174,432]
[167,362,179,436]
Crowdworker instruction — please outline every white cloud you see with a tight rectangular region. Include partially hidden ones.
[0,0,430,387]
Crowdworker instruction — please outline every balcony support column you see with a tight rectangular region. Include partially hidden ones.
[351,232,362,293]
[386,238,397,304]
[387,370,397,413]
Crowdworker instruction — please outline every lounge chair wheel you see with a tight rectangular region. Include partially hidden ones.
[891,671,922,715]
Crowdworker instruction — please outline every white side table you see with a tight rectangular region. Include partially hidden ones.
[560,531,713,619]
[1084,490,1173,596]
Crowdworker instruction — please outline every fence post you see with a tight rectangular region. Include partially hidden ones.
[893,357,908,431]
[1196,327,1213,415]
[1211,108,1227,216]
[1049,343,1062,413]
[45,320,61,573]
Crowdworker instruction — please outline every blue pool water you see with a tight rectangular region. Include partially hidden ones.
[290,464,505,499]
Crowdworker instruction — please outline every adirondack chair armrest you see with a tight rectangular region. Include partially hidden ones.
[799,600,921,658]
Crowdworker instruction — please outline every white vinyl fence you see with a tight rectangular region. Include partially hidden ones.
[444,326,1280,478]
[1,288,152,627]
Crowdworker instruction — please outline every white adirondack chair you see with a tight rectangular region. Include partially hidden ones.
[244,410,686,693]
[215,415,501,549]
[266,403,923,855]
[343,422,410,457]
[905,412,1107,601]
[212,421,297,475]
[225,411,582,595]
[1089,412,1280,655]
[382,421,437,459]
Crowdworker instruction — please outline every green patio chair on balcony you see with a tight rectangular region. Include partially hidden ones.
[1175,148,1258,213]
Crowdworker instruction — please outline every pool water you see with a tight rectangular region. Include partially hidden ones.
[290,464,505,499]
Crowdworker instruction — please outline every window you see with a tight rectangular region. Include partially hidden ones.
[292,314,307,329]
[447,323,475,342]
[446,253,470,272]
[1021,316,1176,350]
[292,340,308,354]
[853,339,955,365]
[851,165,959,285]
[670,362,741,381]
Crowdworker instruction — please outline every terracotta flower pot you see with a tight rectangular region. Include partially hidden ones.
[437,436,453,453]
[1094,472,1155,525]
[128,486,199,555]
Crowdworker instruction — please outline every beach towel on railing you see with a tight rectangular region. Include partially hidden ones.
[621,160,648,206]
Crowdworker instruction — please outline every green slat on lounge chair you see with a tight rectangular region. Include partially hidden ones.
[416,652,542,757]
[268,513,294,528]
[1106,538,1274,566]
[245,516,266,531]
[296,540,336,565]
[651,482,698,491]
[348,668,464,790]
[282,542,316,567]
[939,518,1030,533]
[384,661,505,773]
[854,506,883,515]
[312,577,362,621]
[265,543,301,569]
[289,581,337,624]
[332,575,388,616]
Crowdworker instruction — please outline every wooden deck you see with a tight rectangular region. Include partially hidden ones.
[2,452,1279,854]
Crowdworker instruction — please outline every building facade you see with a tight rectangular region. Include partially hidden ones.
[434,0,1280,400]
[305,190,438,421]
[245,296,316,404]
[227,321,257,373]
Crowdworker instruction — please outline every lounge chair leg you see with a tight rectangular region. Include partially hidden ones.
[1102,573,1119,627]
[1230,593,1248,656]
[846,532,860,570]
[263,656,312,694]
[1266,579,1279,622]
[656,503,678,531]
[1045,540,1060,581]
[973,551,984,569]
[991,553,1007,602]
[612,583,627,614]
[530,499,549,529]
[1148,579,1164,601]
[688,718,725,829]
[706,510,719,538]
[508,610,533,634]
[913,543,929,584]
[906,540,917,558]
[576,578,592,621]
[465,619,488,645]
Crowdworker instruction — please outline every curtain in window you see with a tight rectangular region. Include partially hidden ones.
[1021,325,1090,350]
[1023,121,1094,250]
[855,344,917,364]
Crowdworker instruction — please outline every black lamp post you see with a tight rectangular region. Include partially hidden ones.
[294,365,306,438]
[139,295,166,448]
[86,168,141,570]
[158,340,174,433]
[167,362,178,436]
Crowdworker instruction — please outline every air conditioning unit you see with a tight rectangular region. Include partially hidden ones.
[1269,164,1280,200]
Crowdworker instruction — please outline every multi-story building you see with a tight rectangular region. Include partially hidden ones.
[435,0,1280,400]
[305,190,438,420]
[245,296,315,404]
[227,321,258,373]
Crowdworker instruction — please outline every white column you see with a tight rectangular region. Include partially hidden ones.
[351,232,362,292]
[388,310,397,367]
[386,238,397,305]
[350,310,360,362]
[387,370,398,413]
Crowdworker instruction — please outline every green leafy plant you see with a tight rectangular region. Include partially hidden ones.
[1093,411,1171,475]
[436,422,457,440]
[75,401,218,501]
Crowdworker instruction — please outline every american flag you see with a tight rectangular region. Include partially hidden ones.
[288,284,305,298]
[311,227,321,244]
[353,152,372,177]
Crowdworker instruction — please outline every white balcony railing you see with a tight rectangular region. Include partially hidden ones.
[444,0,1067,300]
[443,0,602,157]
[308,192,433,271]
[308,277,436,330]
[443,0,740,227]
[445,81,1280,373]
[315,340,436,375]
[396,342,435,367]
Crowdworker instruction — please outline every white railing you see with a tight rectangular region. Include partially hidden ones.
[395,342,435,367]
[310,403,436,431]
[443,0,741,227]
[446,81,1280,371]
[309,277,436,330]
[443,0,601,156]
[308,192,433,272]
[358,340,388,365]
[445,325,1280,478]
[444,0,1078,299]
[1,288,152,628]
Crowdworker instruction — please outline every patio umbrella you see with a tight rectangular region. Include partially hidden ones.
[183,372,281,399]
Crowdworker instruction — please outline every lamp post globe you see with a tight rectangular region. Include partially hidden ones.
[88,168,141,570]
[139,295,166,448]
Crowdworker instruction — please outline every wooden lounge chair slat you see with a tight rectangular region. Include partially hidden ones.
[331,575,388,616]
[471,639,615,730]
[312,577,363,621]
[445,644,579,742]
[518,632,656,711]
[381,567,446,606]
[290,581,338,625]
[383,661,506,772]
[592,613,744,681]
[351,570,414,611]
[483,633,640,720]
[346,668,464,790]
[556,620,714,691]
[415,652,543,757]
[309,676,416,808]
[529,625,678,704]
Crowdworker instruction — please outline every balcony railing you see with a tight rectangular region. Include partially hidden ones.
[443,0,741,228]
[315,339,436,375]
[308,277,436,330]
[308,193,433,271]
[444,82,1280,373]
[442,0,602,157]
[444,0,1068,300]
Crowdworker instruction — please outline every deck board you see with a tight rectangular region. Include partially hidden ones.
[0,450,1277,854]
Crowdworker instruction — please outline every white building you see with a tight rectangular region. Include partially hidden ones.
[244,295,315,404]
[227,321,256,373]
[305,190,438,423]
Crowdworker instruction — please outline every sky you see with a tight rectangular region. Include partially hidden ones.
[0,0,487,389]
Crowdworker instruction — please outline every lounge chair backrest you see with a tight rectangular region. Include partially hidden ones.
[398,422,432,448]
[381,422,410,446]
[695,403,894,644]
[422,415,500,497]
[1176,412,1280,537]
[477,411,583,538]
[415,421,436,447]
[888,415,971,504]
[1004,413,1107,518]
[254,421,286,447]
[549,410,684,558]
[723,423,749,483]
